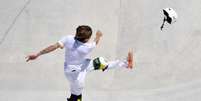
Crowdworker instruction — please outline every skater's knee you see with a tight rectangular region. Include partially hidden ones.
[93,57,108,71]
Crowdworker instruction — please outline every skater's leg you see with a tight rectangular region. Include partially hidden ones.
[65,70,86,101]
[86,51,134,72]
[86,59,129,72]
[107,51,134,70]
[106,59,128,70]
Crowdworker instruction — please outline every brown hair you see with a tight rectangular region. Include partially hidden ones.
[75,25,92,43]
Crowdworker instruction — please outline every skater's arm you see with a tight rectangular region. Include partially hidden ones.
[37,42,61,56]
[94,30,103,45]
[80,31,102,54]
[26,42,62,62]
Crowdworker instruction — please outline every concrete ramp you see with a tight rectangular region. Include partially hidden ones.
[113,0,201,101]
[1,0,201,101]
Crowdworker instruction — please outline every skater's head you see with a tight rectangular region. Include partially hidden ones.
[75,25,92,43]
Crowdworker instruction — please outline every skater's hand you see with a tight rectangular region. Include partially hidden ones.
[26,53,39,62]
[96,30,103,38]
[94,30,103,45]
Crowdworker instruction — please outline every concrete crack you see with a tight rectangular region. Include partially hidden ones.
[0,0,31,46]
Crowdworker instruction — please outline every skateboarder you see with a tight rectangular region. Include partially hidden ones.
[26,25,134,101]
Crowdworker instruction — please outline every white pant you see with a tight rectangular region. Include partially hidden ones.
[64,58,128,95]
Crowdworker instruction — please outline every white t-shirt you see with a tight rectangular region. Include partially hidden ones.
[58,35,96,71]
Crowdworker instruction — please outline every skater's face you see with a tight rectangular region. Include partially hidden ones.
[75,25,92,43]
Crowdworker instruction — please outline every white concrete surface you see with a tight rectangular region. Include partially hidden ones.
[1,0,201,101]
